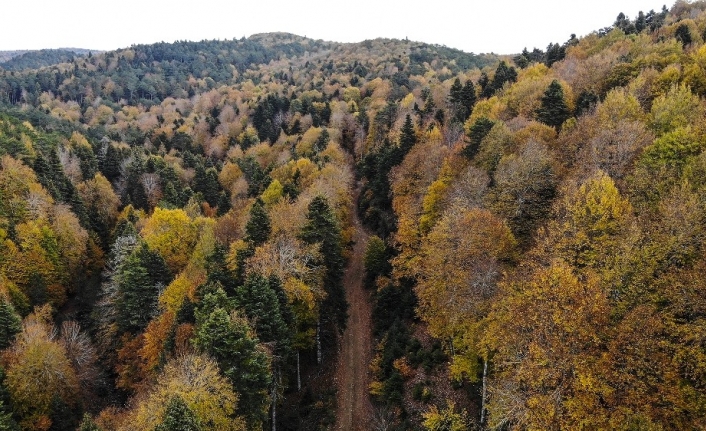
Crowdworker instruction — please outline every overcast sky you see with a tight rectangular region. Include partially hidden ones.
[3,0,670,54]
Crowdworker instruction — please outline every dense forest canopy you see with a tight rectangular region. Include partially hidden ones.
[1,2,706,430]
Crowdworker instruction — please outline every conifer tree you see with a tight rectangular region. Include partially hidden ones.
[194,293,271,429]
[155,396,202,431]
[300,196,347,332]
[0,298,21,350]
[78,414,101,431]
[235,273,291,358]
[536,79,571,130]
[245,199,271,246]
[399,114,417,155]
[463,117,495,159]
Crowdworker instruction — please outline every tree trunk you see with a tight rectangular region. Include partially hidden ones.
[316,319,322,365]
[272,371,277,431]
[297,350,301,391]
[480,358,488,425]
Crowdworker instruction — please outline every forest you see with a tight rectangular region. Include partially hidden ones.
[0,2,705,430]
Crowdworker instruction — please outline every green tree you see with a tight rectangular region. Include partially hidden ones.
[155,396,203,431]
[245,199,271,247]
[399,114,417,155]
[463,117,495,159]
[235,273,291,358]
[194,292,272,429]
[78,413,101,431]
[300,196,347,332]
[536,79,571,130]
[116,248,162,334]
[0,298,21,350]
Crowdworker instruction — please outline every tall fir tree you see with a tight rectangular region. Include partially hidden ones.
[155,396,202,431]
[245,199,271,246]
[194,291,272,429]
[536,79,571,130]
[300,196,348,333]
[0,298,21,350]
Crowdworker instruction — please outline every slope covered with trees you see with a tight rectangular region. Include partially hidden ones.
[1,2,706,430]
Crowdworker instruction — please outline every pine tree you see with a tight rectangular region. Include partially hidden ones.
[194,294,272,429]
[399,114,417,155]
[459,80,477,121]
[300,196,348,332]
[449,78,463,106]
[0,298,21,350]
[78,414,101,431]
[245,199,271,246]
[463,117,495,159]
[0,399,16,431]
[235,273,291,358]
[116,251,158,334]
[155,396,202,431]
[536,80,571,130]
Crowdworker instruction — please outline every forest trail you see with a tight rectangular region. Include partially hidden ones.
[334,188,374,431]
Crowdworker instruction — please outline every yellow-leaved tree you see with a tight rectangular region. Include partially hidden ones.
[126,353,243,431]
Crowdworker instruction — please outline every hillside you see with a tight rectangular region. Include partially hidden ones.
[0,48,97,70]
[1,2,706,430]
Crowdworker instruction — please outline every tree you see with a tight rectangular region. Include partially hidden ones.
[130,354,243,431]
[0,297,21,349]
[300,196,347,333]
[463,117,495,159]
[234,273,291,358]
[399,114,417,155]
[488,141,556,245]
[483,262,610,430]
[416,208,515,381]
[194,293,271,429]
[155,396,202,431]
[245,199,271,247]
[115,251,158,334]
[675,23,692,47]
[536,80,571,130]
[5,308,79,427]
[78,414,101,431]
[141,208,198,274]
[422,402,469,431]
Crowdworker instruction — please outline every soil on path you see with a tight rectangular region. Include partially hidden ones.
[334,193,374,431]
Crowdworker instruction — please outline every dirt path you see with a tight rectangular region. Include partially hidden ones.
[335,192,374,431]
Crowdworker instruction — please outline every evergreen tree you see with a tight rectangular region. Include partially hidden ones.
[245,199,271,246]
[193,166,221,207]
[675,24,692,47]
[490,61,517,94]
[78,414,101,431]
[463,117,495,159]
[0,298,21,350]
[300,196,348,332]
[459,80,477,121]
[235,273,291,358]
[102,144,121,182]
[216,191,231,216]
[575,90,599,117]
[0,399,17,431]
[536,80,571,130]
[116,250,159,334]
[399,114,417,155]
[478,72,491,98]
[155,396,202,431]
[194,292,271,429]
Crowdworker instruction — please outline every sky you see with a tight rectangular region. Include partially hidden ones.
[3,0,670,55]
